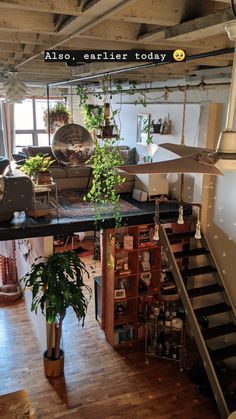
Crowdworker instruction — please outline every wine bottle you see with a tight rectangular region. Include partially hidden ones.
[164,338,171,357]
[158,307,165,327]
[171,302,177,318]
[171,341,177,360]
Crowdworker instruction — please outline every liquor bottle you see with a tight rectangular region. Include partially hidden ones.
[171,302,177,318]
[164,338,171,357]
[171,341,177,360]
[165,302,171,319]
[156,331,164,356]
[158,306,165,327]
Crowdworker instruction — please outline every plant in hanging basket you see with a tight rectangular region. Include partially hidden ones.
[43,102,72,134]
[21,250,92,377]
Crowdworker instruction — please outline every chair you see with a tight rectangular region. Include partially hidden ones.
[0,170,33,221]
[63,232,85,250]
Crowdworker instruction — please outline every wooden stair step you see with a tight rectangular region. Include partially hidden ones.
[174,247,210,259]
[194,303,231,318]
[166,231,195,242]
[210,344,236,361]
[218,368,236,388]
[188,283,223,298]
[181,265,217,277]
[202,322,236,340]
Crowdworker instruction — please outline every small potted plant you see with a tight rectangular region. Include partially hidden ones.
[21,153,55,184]
[21,250,92,377]
[43,102,72,134]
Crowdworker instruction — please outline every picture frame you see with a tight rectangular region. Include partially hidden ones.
[114,289,126,299]
[137,113,151,144]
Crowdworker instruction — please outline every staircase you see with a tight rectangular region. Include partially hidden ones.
[160,224,236,419]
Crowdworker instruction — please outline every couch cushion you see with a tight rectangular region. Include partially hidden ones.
[27,145,54,158]
[27,145,60,167]
[66,166,92,178]
[117,170,135,182]
[50,167,67,179]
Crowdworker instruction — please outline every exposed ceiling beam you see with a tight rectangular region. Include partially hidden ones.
[112,0,197,26]
[0,29,228,52]
[14,0,138,71]
[81,20,141,43]
[165,7,234,40]
[0,0,85,16]
[57,0,138,34]
[0,9,55,33]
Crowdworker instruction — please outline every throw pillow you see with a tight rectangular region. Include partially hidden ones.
[127,147,139,165]
[12,152,28,165]
[0,156,9,174]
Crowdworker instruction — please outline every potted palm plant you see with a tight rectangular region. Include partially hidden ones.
[21,250,92,377]
[21,153,55,184]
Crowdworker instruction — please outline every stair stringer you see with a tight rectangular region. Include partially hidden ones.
[200,233,236,319]
[159,224,229,419]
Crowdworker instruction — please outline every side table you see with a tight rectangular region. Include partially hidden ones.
[33,182,59,219]
[135,173,168,200]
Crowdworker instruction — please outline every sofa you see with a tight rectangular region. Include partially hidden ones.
[17,145,137,193]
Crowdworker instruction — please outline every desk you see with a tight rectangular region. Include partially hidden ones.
[135,173,168,200]
[33,182,59,219]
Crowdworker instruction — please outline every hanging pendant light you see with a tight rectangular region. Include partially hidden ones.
[153,199,160,241]
[153,223,160,241]
[194,208,202,239]
[0,72,31,103]
[177,205,184,224]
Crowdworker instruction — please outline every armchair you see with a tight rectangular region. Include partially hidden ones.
[0,170,33,221]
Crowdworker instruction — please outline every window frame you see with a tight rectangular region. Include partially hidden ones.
[14,97,65,150]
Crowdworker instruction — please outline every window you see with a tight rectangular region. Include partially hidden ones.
[14,98,65,151]
[136,113,150,145]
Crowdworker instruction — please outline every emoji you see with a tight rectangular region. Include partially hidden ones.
[173,49,185,62]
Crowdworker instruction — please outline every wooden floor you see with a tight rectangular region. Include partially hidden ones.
[0,255,219,419]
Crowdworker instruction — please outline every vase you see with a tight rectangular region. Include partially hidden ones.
[43,349,64,377]
[36,171,52,185]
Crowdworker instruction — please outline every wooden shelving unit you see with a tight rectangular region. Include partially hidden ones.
[103,223,162,347]
[102,221,192,347]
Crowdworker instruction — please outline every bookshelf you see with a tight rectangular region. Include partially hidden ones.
[103,223,162,347]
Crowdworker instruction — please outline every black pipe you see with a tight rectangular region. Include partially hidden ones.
[48,47,234,87]
[46,84,51,145]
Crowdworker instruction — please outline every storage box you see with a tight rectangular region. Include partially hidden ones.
[123,235,133,250]
[132,188,148,202]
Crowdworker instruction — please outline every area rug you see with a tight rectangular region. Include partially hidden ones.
[52,190,140,219]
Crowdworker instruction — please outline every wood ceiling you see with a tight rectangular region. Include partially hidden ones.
[0,0,235,87]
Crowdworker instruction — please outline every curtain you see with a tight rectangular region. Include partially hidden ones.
[2,102,14,159]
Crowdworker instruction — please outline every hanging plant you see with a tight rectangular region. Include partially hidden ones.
[84,136,125,228]
[43,102,72,134]
[81,104,104,132]
[77,82,126,227]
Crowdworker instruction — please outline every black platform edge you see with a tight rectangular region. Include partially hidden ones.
[0,205,194,241]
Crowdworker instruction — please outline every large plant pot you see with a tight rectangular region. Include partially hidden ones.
[36,171,52,185]
[43,349,64,377]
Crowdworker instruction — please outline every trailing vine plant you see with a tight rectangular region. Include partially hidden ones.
[76,82,125,228]
[84,135,125,227]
